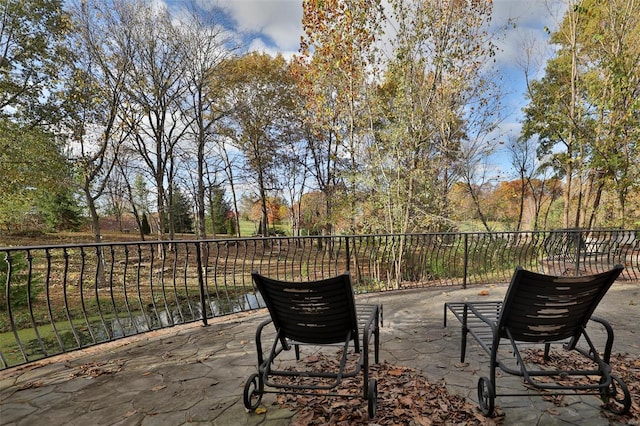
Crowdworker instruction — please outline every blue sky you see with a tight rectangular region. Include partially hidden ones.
[167,0,567,180]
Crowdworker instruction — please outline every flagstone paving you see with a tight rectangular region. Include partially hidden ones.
[1,281,638,425]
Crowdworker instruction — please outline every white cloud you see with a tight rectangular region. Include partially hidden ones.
[167,0,569,177]
[246,37,284,58]
[485,0,569,142]
[203,0,303,54]
[492,0,553,26]
[181,0,567,71]
[491,0,568,74]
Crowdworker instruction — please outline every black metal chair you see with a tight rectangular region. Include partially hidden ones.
[444,265,631,416]
[244,271,382,418]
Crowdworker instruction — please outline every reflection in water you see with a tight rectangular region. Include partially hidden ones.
[210,292,263,316]
[18,292,265,362]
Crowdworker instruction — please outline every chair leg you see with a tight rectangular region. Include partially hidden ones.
[461,305,469,362]
[543,343,551,361]
[363,353,369,399]
[461,326,468,362]
[374,314,380,364]
[295,344,300,360]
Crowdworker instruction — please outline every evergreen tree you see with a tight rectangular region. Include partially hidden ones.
[226,215,236,236]
[0,253,42,312]
[209,185,231,235]
[167,186,193,234]
[141,214,151,235]
[38,190,83,232]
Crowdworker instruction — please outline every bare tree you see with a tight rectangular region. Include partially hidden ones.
[174,5,234,240]
[508,135,535,231]
[213,136,242,237]
[62,0,135,242]
[120,0,190,241]
[113,149,146,238]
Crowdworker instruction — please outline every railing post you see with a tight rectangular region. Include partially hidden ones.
[346,236,351,272]
[574,230,582,276]
[196,242,208,327]
[463,233,469,289]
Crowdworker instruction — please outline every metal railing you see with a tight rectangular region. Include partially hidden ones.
[1,229,638,369]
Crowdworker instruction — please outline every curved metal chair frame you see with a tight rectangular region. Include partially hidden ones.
[444,265,631,416]
[244,271,381,418]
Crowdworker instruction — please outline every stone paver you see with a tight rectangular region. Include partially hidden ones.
[1,282,638,425]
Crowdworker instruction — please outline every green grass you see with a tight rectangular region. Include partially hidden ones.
[239,220,258,236]
[237,220,289,237]
[457,220,511,232]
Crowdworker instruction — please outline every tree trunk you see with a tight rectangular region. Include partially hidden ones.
[196,110,207,240]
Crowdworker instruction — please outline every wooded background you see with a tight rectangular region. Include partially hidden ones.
[1,0,638,241]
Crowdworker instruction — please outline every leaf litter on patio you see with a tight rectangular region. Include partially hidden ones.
[272,352,503,425]
[523,349,639,424]
[267,348,639,425]
[68,358,126,378]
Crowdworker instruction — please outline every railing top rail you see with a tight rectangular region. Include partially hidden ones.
[1,228,638,370]
[1,229,638,252]
[0,235,336,252]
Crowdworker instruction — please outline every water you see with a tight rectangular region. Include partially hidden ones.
[4,292,265,367]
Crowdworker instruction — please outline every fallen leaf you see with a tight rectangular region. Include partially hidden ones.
[398,396,413,407]
[281,358,505,425]
[291,410,314,426]
[393,407,406,416]
[17,381,43,390]
[414,415,433,426]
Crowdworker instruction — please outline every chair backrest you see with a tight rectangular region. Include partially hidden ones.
[251,272,359,345]
[497,265,624,343]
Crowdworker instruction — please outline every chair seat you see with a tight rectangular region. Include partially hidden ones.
[443,265,631,417]
[444,301,501,354]
[243,272,382,419]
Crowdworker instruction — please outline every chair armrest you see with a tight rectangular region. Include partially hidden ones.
[357,304,380,343]
[588,316,615,364]
[255,318,273,366]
